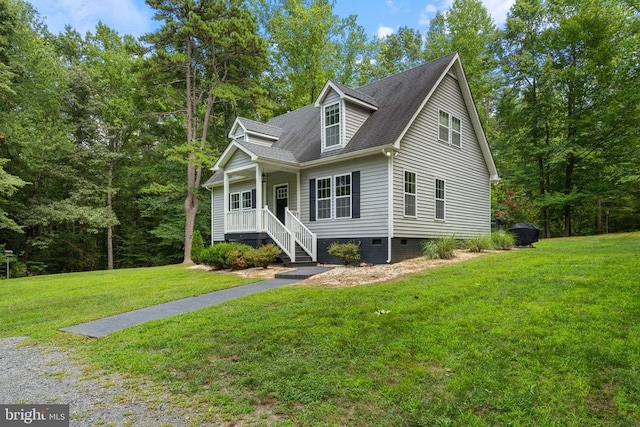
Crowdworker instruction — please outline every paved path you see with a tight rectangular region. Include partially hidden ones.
[61,267,332,338]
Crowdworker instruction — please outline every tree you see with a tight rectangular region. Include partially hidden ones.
[255,0,371,111]
[424,0,499,125]
[365,26,424,81]
[145,0,267,263]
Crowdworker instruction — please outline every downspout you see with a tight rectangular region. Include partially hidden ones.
[386,150,394,263]
[210,187,214,246]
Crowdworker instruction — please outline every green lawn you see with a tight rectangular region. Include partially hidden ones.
[0,265,257,339]
[3,234,640,425]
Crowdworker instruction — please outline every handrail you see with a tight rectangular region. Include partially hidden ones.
[285,208,317,262]
[262,207,295,262]
[226,210,257,232]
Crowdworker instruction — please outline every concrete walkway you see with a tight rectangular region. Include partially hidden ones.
[61,267,332,338]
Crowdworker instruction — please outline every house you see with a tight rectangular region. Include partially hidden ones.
[204,52,499,265]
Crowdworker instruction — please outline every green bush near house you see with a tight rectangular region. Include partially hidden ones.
[465,234,494,253]
[245,244,282,269]
[199,242,254,270]
[191,230,205,263]
[328,241,361,265]
[421,235,457,259]
[491,229,516,250]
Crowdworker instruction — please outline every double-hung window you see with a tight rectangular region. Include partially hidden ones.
[439,109,462,148]
[230,193,240,211]
[335,174,351,218]
[404,171,417,217]
[316,177,332,220]
[241,191,252,210]
[324,102,341,150]
[435,179,446,221]
[230,190,253,211]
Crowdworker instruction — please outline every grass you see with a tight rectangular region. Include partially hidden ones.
[0,265,257,340]
[3,233,640,425]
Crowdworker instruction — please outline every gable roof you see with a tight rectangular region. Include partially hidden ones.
[228,117,282,140]
[315,80,379,110]
[210,52,498,182]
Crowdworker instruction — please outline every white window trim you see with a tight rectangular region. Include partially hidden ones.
[316,176,332,221]
[435,178,446,221]
[438,109,462,149]
[322,101,344,152]
[403,169,417,218]
[230,190,253,212]
[334,173,352,219]
[315,173,354,220]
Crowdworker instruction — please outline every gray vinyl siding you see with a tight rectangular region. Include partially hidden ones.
[264,171,298,212]
[344,102,371,144]
[212,187,224,241]
[233,127,245,140]
[225,149,253,172]
[393,74,491,239]
[301,154,388,239]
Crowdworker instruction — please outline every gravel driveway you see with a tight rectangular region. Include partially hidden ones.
[0,337,189,426]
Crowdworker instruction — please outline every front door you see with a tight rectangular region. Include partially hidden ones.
[275,184,288,224]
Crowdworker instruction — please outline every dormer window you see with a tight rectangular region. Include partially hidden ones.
[323,102,342,150]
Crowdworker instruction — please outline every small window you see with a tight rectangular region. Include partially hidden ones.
[400,239,408,246]
[316,177,332,220]
[324,103,341,149]
[435,179,446,221]
[276,186,288,200]
[451,116,461,147]
[335,174,351,218]
[404,171,417,217]
[372,238,382,246]
[439,110,462,148]
[439,110,450,143]
[230,193,240,211]
[242,191,252,210]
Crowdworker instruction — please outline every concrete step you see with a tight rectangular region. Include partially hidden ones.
[275,266,333,280]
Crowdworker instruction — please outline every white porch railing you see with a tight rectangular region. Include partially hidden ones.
[285,208,317,262]
[226,210,257,232]
[225,207,317,263]
[262,207,295,262]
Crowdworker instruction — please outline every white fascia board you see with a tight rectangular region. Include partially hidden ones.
[212,140,258,172]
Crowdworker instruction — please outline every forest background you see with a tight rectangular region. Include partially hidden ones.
[1,0,638,275]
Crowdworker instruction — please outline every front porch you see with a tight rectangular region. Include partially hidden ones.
[226,206,317,263]
[218,159,316,263]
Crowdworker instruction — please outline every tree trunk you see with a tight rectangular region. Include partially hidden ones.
[183,34,195,264]
[564,154,574,237]
[107,161,114,270]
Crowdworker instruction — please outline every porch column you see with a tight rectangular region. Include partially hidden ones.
[296,170,301,212]
[223,169,229,233]
[255,164,263,232]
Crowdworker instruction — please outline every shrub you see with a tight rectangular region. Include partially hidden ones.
[328,241,361,265]
[245,244,282,269]
[199,242,254,269]
[191,230,205,263]
[465,234,493,253]
[491,229,515,250]
[421,235,457,260]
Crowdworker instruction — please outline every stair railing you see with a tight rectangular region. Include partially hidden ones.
[262,207,295,262]
[285,208,317,262]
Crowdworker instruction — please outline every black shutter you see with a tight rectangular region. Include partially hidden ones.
[251,189,257,209]
[309,178,316,221]
[352,171,360,218]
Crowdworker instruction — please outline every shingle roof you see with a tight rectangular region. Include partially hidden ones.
[207,53,459,185]
[328,80,379,109]
[267,53,456,163]
[237,117,282,138]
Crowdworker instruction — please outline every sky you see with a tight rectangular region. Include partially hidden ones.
[27,0,515,40]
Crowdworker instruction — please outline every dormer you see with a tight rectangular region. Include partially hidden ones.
[315,80,378,153]
[228,117,282,147]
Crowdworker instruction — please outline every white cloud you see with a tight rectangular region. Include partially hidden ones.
[28,0,155,37]
[376,25,395,39]
[419,4,439,27]
[482,0,515,26]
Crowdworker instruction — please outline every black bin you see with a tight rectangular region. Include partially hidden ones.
[508,223,540,247]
